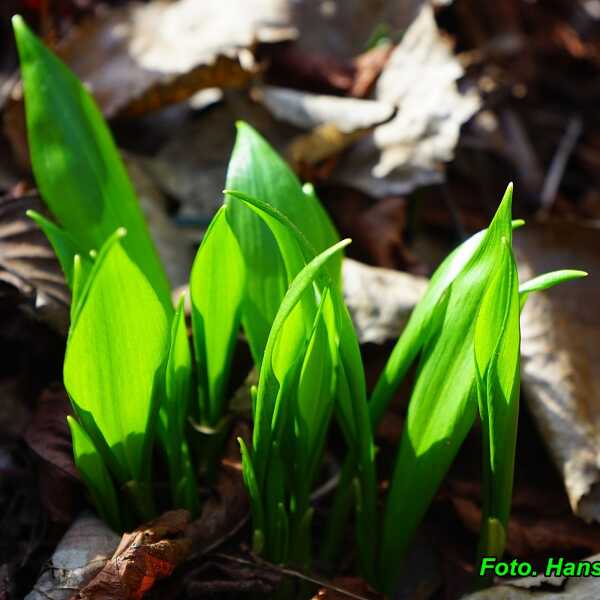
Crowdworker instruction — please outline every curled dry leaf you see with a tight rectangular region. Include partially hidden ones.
[76,510,192,600]
[332,4,481,197]
[25,512,120,600]
[43,0,295,118]
[0,193,69,332]
[515,222,600,523]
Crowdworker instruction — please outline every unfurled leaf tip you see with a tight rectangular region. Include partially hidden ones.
[11,15,25,33]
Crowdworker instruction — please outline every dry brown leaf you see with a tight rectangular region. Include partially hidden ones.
[451,495,600,558]
[76,510,192,600]
[332,4,480,197]
[0,193,69,332]
[24,385,81,524]
[185,465,249,555]
[516,221,600,523]
[311,576,384,600]
[25,513,120,600]
[48,0,295,118]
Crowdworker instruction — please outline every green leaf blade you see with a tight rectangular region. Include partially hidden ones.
[190,207,246,426]
[13,16,172,312]
[64,237,170,490]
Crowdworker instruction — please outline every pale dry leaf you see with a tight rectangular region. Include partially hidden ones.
[24,0,296,118]
[256,85,394,133]
[343,258,427,344]
[145,91,300,224]
[25,512,120,600]
[516,221,600,523]
[333,3,481,196]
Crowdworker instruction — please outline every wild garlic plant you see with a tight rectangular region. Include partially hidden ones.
[14,14,587,596]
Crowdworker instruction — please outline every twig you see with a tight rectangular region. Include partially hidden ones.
[538,115,583,217]
[212,552,374,600]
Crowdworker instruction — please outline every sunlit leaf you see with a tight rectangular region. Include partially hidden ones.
[67,415,121,531]
[190,207,245,426]
[64,235,169,520]
[13,16,171,313]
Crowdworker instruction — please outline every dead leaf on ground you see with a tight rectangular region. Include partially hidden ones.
[255,85,394,133]
[183,554,281,596]
[451,494,600,558]
[42,0,295,119]
[332,4,481,197]
[343,258,427,345]
[24,384,80,524]
[0,193,69,333]
[516,221,600,523]
[145,91,300,225]
[185,463,249,555]
[75,510,191,600]
[311,576,384,600]
[25,512,120,600]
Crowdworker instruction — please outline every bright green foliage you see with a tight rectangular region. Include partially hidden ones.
[13,16,172,314]
[240,237,349,568]
[373,185,587,592]
[519,269,587,309]
[64,232,170,522]
[26,210,83,288]
[67,415,121,530]
[14,21,587,587]
[229,190,378,580]
[378,186,516,590]
[157,296,199,515]
[474,238,520,560]
[190,207,245,428]
[225,122,340,364]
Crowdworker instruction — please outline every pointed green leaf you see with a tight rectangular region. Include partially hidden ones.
[64,237,169,492]
[475,239,520,559]
[224,122,340,361]
[252,239,350,487]
[190,206,245,426]
[158,295,198,514]
[378,184,514,591]
[369,192,522,427]
[67,415,121,531]
[13,16,171,313]
[519,269,587,309]
[26,209,82,288]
